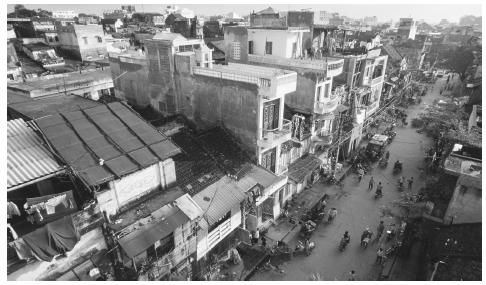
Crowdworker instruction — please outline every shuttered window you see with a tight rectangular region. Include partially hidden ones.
[232,42,241,60]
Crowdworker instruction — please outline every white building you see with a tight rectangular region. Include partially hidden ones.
[52,10,78,19]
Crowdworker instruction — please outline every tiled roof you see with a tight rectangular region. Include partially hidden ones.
[7,119,64,190]
[34,102,181,186]
[171,130,224,196]
[197,127,253,178]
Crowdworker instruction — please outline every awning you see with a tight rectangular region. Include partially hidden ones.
[118,207,189,258]
[293,187,328,212]
[8,119,64,191]
[288,155,322,184]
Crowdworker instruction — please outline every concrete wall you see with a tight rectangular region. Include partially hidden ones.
[247,29,304,58]
[196,203,241,260]
[176,72,259,156]
[109,55,151,107]
[96,159,177,218]
[223,26,248,63]
[444,182,482,224]
[57,24,108,61]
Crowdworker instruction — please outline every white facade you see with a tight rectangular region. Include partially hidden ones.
[247,28,308,59]
[52,10,78,19]
[96,159,177,218]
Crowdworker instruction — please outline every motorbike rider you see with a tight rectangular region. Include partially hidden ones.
[398,176,404,188]
[328,207,338,222]
[376,182,383,197]
[361,228,372,245]
[343,231,351,243]
[394,160,402,170]
[377,221,385,239]
[385,151,390,160]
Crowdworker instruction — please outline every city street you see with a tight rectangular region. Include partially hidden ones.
[251,77,451,281]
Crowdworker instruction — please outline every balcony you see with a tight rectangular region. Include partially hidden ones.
[248,54,344,77]
[371,76,384,86]
[193,62,297,100]
[364,101,379,117]
[316,130,334,145]
[314,95,339,114]
[257,119,292,149]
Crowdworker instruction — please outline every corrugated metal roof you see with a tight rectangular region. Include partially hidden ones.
[288,155,322,183]
[193,176,247,225]
[34,102,181,186]
[7,119,64,190]
[118,205,189,258]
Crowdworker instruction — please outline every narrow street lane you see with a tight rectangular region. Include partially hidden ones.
[251,77,451,281]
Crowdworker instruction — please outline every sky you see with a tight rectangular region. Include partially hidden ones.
[7,3,482,24]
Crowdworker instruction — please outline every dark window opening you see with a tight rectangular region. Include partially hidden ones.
[208,211,231,233]
[265,41,272,55]
[248,41,254,55]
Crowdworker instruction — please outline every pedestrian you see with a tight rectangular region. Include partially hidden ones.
[398,176,404,188]
[377,221,385,239]
[261,235,267,248]
[376,248,385,265]
[348,270,357,281]
[408,177,414,190]
[368,176,374,190]
[440,88,443,95]
[305,239,311,256]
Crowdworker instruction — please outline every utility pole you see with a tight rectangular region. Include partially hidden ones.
[332,111,344,177]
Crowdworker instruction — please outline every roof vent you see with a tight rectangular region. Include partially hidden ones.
[203,196,210,202]
[99,158,104,166]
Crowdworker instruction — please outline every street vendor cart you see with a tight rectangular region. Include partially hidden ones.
[366,134,389,161]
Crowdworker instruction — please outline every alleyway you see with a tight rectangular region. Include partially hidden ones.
[251,77,453,281]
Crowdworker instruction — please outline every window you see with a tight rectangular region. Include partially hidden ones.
[48,37,53,43]
[232,42,241,60]
[82,37,88,44]
[292,42,297,58]
[96,36,102,43]
[324,83,330,98]
[316,86,322,101]
[248,41,253,55]
[265,41,273,55]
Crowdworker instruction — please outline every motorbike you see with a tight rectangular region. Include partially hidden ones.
[375,189,383,199]
[393,162,402,174]
[338,237,350,252]
[361,231,373,249]
[301,220,317,239]
[379,157,388,168]
[385,228,396,242]
[295,240,316,256]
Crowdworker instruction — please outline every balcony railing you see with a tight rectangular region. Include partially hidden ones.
[193,66,272,88]
[248,54,344,77]
[314,95,339,114]
[258,119,292,148]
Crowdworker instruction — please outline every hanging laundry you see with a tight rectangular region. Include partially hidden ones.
[7,223,19,240]
[10,238,34,261]
[7,201,21,219]
[45,194,67,214]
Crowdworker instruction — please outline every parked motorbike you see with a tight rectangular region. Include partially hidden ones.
[357,169,364,182]
[379,157,388,168]
[385,226,397,242]
[295,240,316,256]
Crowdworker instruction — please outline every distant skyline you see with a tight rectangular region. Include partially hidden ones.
[7,4,482,24]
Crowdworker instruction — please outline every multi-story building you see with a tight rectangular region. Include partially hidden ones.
[330,48,388,155]
[224,9,346,190]
[77,15,99,25]
[7,42,22,82]
[397,17,417,41]
[22,42,65,68]
[52,10,78,19]
[56,23,108,61]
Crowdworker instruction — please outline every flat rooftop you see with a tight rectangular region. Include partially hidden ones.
[209,62,293,78]
[8,69,112,92]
